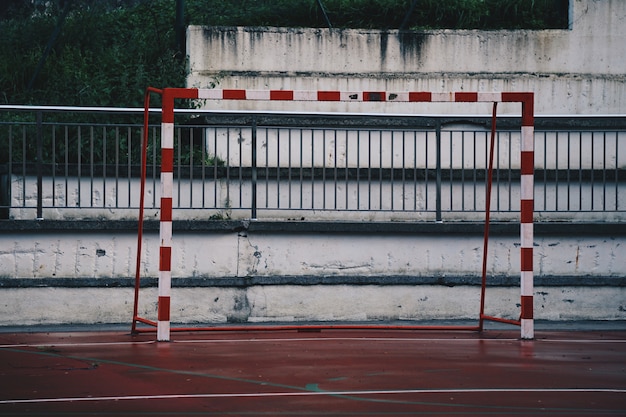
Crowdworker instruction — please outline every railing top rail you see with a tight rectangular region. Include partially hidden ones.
[1,104,625,120]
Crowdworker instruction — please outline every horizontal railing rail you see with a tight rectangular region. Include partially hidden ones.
[1,106,624,222]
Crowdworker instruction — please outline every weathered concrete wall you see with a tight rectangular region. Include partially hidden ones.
[187,0,626,115]
[1,228,624,325]
[2,0,625,327]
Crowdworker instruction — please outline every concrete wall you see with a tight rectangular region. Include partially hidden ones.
[1,0,625,327]
[1,226,625,326]
[187,0,626,115]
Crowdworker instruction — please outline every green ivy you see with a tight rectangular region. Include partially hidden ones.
[0,0,568,107]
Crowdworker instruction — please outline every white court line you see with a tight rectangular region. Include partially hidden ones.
[172,337,519,344]
[172,337,626,344]
[0,340,156,349]
[2,336,625,349]
[1,388,625,405]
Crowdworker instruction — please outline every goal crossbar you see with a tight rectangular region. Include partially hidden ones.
[132,88,535,341]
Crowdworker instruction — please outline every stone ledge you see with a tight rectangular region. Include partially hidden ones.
[1,220,625,235]
[1,275,624,288]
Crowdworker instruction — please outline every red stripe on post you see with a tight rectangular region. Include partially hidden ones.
[363,91,386,102]
[158,296,171,321]
[161,148,174,173]
[162,89,199,123]
[223,89,247,100]
[166,88,199,100]
[521,199,534,223]
[521,295,534,319]
[162,101,175,124]
[455,92,478,102]
[270,90,294,101]
[160,198,173,221]
[521,151,534,175]
[409,92,432,102]
[522,97,534,127]
[159,246,172,271]
[502,92,534,126]
[521,247,533,271]
[318,91,341,101]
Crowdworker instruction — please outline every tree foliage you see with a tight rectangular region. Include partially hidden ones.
[0,0,568,107]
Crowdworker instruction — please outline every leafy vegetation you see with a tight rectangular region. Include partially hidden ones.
[0,0,567,168]
[0,0,568,107]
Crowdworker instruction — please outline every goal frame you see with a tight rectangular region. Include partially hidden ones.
[132,88,534,341]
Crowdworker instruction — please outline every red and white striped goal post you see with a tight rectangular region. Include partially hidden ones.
[146,88,534,341]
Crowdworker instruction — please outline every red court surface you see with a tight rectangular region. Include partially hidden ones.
[1,326,625,416]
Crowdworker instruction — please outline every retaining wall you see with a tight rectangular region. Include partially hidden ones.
[187,0,626,115]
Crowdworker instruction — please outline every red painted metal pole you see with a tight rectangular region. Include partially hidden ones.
[132,87,163,334]
[479,102,498,331]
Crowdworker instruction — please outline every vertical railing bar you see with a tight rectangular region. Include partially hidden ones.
[555,130,559,212]
[602,131,607,211]
[310,129,315,210]
[615,132,620,211]
[401,130,406,211]
[36,112,43,218]
[579,132,583,210]
[115,128,120,209]
[152,126,158,209]
[333,129,338,210]
[567,131,571,211]
[7,125,13,212]
[232,126,238,210]
[472,131,477,211]
[102,126,107,208]
[321,129,325,209]
[51,125,56,208]
[507,132,510,212]
[345,129,350,210]
[251,117,257,219]
[460,131,465,212]
[65,126,69,209]
[412,130,414,211]
[128,126,133,208]
[188,127,194,209]
[389,130,394,211]
[265,128,269,209]
[176,127,181,207]
[200,126,206,209]
[222,128,226,209]
[424,130,428,212]
[590,132,595,210]
[126,126,134,207]
[89,126,95,208]
[288,128,293,209]
[353,129,358,210]
[299,126,303,210]
[21,126,26,208]
[277,127,281,209]
[413,130,417,211]
[367,130,371,211]
[77,126,82,209]
[449,131,453,213]
[228,126,235,209]
[379,130,383,211]
[435,123,442,222]
[495,130,500,213]
[543,131,548,211]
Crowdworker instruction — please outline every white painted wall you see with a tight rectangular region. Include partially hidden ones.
[1,230,624,325]
[187,0,626,115]
[2,0,625,327]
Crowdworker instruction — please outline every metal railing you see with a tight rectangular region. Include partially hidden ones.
[1,105,624,222]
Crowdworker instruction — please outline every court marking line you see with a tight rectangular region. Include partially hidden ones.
[2,388,625,405]
[0,340,156,349]
[171,337,626,344]
[1,336,625,349]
